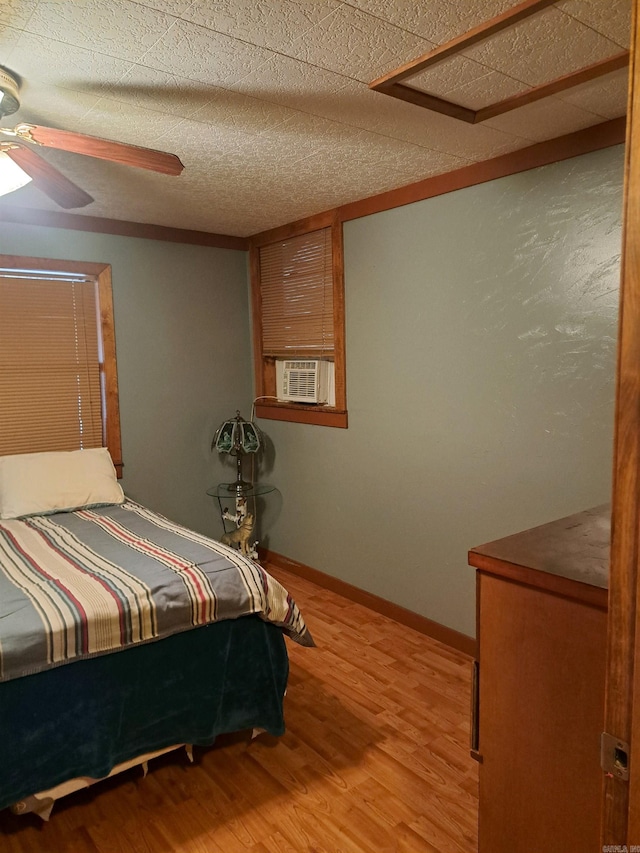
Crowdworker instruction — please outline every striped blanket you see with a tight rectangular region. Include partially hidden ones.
[0,500,313,683]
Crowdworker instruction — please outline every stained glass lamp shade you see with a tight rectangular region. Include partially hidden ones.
[212,411,262,493]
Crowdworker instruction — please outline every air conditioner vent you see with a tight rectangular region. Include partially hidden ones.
[276,359,334,405]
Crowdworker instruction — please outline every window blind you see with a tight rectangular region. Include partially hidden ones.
[0,275,104,456]
[259,227,334,357]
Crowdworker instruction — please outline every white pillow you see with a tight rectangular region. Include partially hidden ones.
[0,447,124,520]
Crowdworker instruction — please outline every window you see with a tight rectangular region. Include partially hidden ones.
[250,215,347,427]
[0,255,123,475]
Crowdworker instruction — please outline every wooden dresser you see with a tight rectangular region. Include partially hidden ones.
[468,505,610,853]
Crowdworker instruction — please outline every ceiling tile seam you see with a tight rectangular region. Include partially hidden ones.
[179,1,198,20]
[397,33,627,102]
[333,0,441,46]
[150,114,259,148]
[37,84,109,126]
[131,0,349,55]
[269,112,473,166]
[1,22,355,108]
[549,93,618,121]
[66,61,527,169]
[150,109,361,156]
[0,25,24,68]
[117,61,470,158]
[127,0,190,17]
[409,52,538,96]
[118,11,196,78]
[1,12,419,98]
[19,8,182,68]
[189,103,296,137]
[279,3,432,55]
[546,93,617,121]
[84,91,195,131]
[0,17,25,36]
[0,44,136,133]
[131,23,282,89]
[406,74,620,127]
[3,0,41,41]
[397,52,627,124]
[2,30,140,117]
[101,62,222,118]
[160,77,473,156]
[125,5,431,90]
[227,49,358,90]
[213,81,525,159]
[1,35,149,97]
[279,0,354,47]
[554,7,629,49]
[289,145,470,175]
[152,98,476,171]
[125,7,336,86]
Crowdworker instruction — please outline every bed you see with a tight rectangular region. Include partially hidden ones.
[0,447,313,819]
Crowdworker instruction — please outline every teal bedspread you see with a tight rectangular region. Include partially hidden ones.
[0,501,312,812]
[0,615,289,811]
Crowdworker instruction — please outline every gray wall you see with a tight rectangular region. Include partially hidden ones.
[259,145,624,638]
[0,143,623,639]
[0,223,252,537]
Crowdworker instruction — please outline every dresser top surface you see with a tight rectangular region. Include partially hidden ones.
[469,504,610,592]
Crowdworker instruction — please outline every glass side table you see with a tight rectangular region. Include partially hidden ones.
[207,482,276,561]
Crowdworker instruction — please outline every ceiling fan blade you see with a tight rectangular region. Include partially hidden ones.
[4,145,94,209]
[18,124,184,176]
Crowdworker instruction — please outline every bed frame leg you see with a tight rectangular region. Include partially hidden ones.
[11,795,54,821]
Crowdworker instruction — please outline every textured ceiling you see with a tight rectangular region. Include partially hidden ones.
[0,0,631,237]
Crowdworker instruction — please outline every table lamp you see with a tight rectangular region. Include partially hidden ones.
[212,410,262,494]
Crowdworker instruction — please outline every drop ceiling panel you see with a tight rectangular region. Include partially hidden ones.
[228,54,353,117]
[180,0,343,54]
[557,66,629,118]
[341,0,515,44]
[285,4,432,83]
[26,0,177,63]
[103,66,222,120]
[255,111,373,162]
[462,6,623,86]
[155,115,257,163]
[0,0,630,237]
[0,0,38,28]
[408,55,525,109]
[275,74,529,160]
[556,0,631,47]
[484,94,605,140]
[140,19,276,86]
[79,96,186,146]
[3,31,134,93]
[190,89,299,136]
[233,60,529,161]
[0,26,23,64]
[130,0,193,15]
[12,82,102,128]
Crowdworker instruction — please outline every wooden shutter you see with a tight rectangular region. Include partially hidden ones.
[0,275,104,456]
[259,227,334,357]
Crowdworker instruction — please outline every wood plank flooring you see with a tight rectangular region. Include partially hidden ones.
[0,566,478,853]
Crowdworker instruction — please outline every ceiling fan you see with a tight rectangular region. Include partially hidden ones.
[0,68,184,209]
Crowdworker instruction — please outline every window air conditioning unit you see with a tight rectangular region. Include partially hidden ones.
[276,359,334,404]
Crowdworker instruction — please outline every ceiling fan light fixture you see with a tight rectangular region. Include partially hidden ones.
[0,150,32,197]
[0,69,20,119]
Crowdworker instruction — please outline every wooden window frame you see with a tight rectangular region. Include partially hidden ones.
[0,254,123,476]
[249,212,347,428]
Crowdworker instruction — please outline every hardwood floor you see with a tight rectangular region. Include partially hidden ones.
[0,566,478,853]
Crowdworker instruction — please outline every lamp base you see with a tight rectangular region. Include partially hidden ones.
[226,480,253,494]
